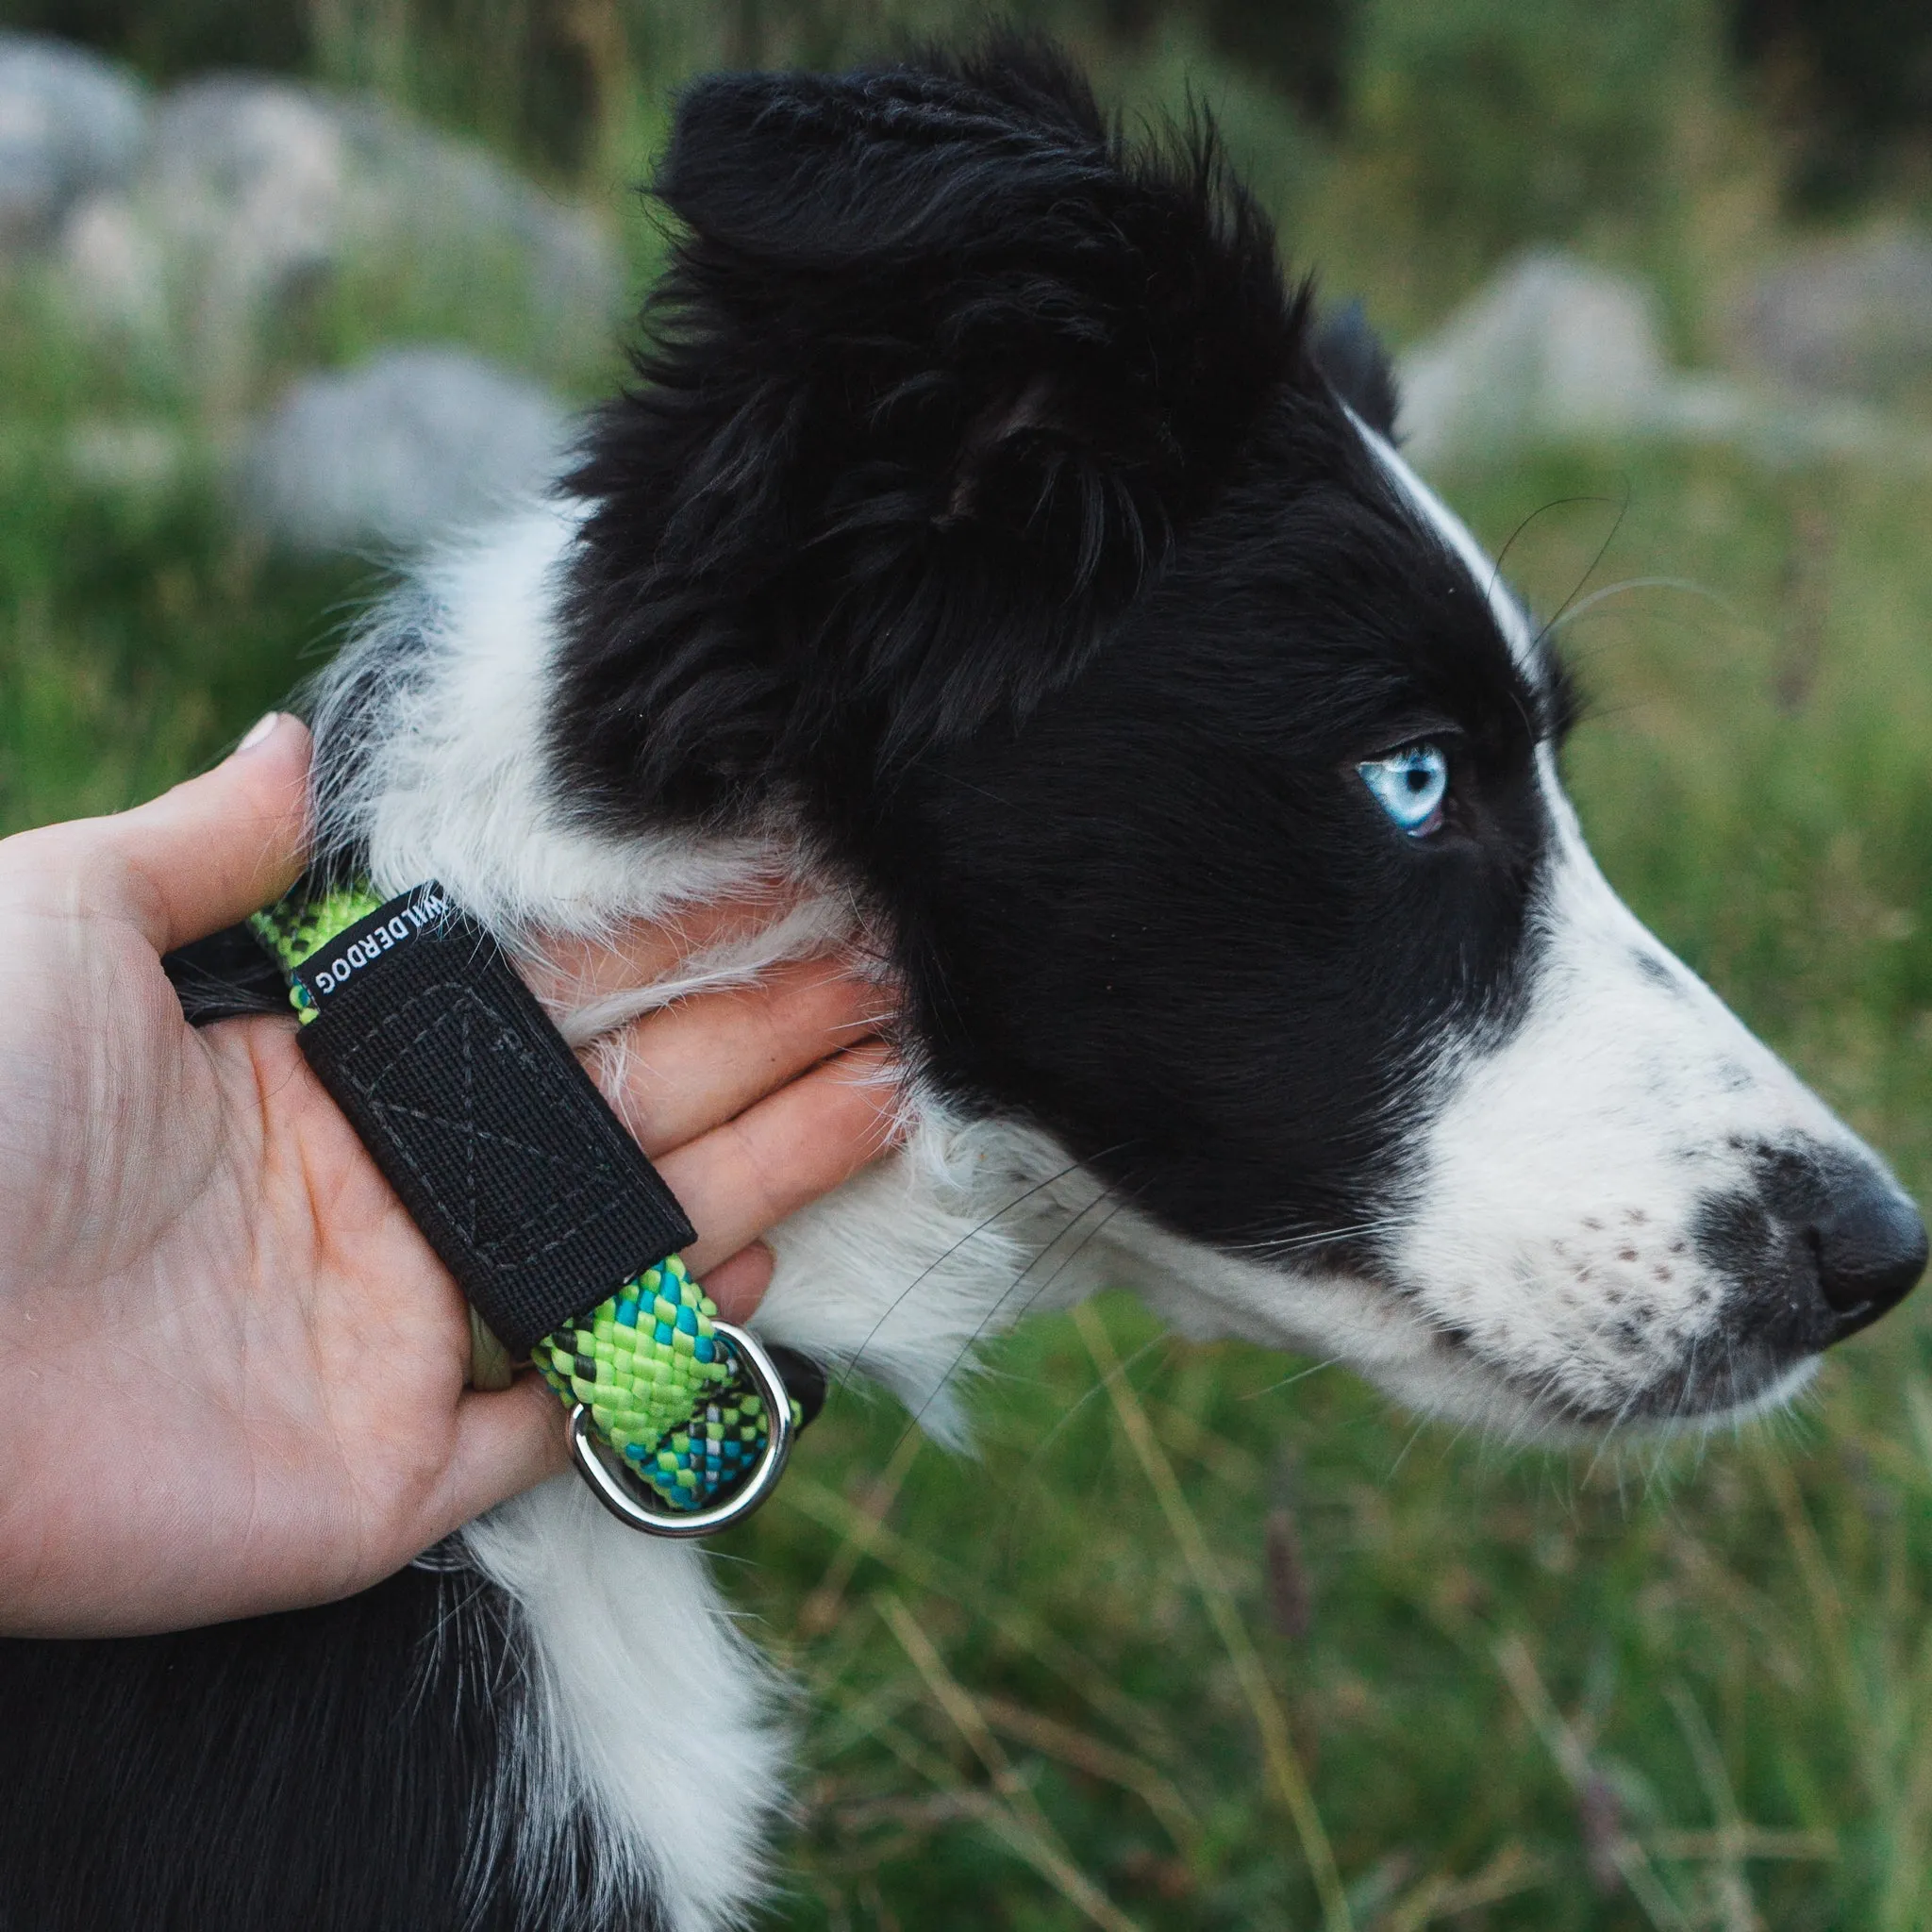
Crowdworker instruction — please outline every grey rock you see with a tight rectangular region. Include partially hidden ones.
[1733,228,1932,402]
[241,346,574,555]
[1398,252,1676,468]
[57,71,621,415]
[54,189,169,340]
[0,33,147,247]
[1398,248,1932,474]
[65,417,184,494]
[131,77,366,409]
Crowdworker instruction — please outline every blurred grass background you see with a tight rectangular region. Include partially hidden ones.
[6,1,1932,1925]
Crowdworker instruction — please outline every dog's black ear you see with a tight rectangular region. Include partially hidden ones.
[557,39,1305,824]
[1309,299,1400,441]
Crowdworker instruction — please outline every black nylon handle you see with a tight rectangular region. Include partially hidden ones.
[287,888,695,1357]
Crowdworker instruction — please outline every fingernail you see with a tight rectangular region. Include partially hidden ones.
[236,711,281,755]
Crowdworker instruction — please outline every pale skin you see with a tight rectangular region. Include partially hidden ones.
[0,713,898,1638]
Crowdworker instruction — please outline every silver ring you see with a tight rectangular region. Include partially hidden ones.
[567,1321,795,1538]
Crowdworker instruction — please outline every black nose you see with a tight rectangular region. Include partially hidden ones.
[1807,1172,1927,1339]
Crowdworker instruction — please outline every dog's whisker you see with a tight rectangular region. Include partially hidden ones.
[1241,1354,1346,1401]
[988,1323,1174,1573]
[1545,574,1741,636]
[888,1190,1130,1453]
[1217,1217,1407,1259]
[831,1156,1106,1394]
[1535,475,1632,644]
[1385,1411,1436,1481]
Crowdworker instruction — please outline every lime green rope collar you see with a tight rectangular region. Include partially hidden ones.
[251,883,796,1518]
[536,1253,778,1507]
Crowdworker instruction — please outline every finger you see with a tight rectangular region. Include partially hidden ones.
[696,1241,774,1324]
[659,1041,900,1274]
[525,891,812,1011]
[95,713,313,953]
[423,1374,571,1539]
[591,959,892,1156]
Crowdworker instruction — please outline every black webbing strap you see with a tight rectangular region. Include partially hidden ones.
[281,886,693,1357]
[164,888,839,1432]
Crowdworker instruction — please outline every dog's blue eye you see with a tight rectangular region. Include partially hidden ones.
[1359,743,1448,836]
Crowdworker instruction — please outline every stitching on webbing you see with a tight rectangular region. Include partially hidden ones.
[321,981,656,1269]
[461,997,475,1243]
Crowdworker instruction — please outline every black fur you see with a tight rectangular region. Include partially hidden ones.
[557,39,1302,820]
[862,420,1550,1251]
[1,39,1557,1931]
[553,40,1551,1256]
[0,1566,630,1932]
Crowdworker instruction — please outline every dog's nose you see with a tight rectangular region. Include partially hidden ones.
[1806,1173,1927,1339]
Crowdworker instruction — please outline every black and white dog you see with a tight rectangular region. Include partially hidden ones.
[2,40,1923,1931]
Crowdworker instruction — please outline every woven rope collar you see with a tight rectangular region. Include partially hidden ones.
[251,884,794,1519]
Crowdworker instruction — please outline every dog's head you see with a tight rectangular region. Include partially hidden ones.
[552,40,1924,1436]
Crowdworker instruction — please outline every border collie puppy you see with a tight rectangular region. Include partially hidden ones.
[1,39,1922,1932]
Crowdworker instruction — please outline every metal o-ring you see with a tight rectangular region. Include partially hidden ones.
[567,1321,796,1538]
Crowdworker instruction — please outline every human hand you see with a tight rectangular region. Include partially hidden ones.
[0,715,896,1637]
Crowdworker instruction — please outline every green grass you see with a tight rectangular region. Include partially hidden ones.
[0,456,364,825]
[14,383,1932,1928]
[8,25,1932,1924]
[0,276,374,826]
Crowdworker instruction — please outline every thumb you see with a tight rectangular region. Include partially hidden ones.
[98,713,313,954]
